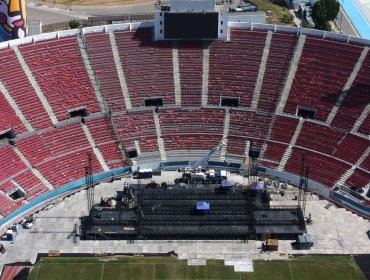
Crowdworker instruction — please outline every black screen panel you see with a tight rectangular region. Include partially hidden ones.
[164,13,218,39]
[221,97,239,107]
[297,107,316,119]
[145,98,163,107]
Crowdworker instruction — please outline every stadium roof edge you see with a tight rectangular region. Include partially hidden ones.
[0,21,370,50]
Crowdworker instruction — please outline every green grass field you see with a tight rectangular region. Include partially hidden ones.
[28,255,366,280]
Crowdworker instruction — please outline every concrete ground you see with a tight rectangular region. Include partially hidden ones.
[334,6,359,37]
[0,171,369,272]
[27,4,85,25]
[26,0,156,25]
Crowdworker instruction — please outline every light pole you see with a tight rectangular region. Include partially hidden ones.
[339,0,344,33]
[300,2,304,28]
[297,1,305,35]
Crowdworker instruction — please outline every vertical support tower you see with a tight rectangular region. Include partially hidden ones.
[85,151,94,212]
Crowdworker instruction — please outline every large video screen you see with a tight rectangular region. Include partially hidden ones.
[164,13,218,39]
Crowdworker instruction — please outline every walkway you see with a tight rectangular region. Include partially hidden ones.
[341,0,370,39]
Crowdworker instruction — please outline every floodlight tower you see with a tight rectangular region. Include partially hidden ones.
[298,153,309,216]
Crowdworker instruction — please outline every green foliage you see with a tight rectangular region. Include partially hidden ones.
[312,0,340,30]
[302,20,314,28]
[281,13,294,24]
[270,0,288,8]
[69,19,81,29]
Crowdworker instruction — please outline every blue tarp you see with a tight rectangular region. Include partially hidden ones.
[256,181,264,190]
[196,202,210,210]
[251,181,265,190]
[221,179,234,188]
[341,0,370,39]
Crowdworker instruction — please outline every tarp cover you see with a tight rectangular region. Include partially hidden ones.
[196,202,210,210]
[221,179,234,188]
[256,181,264,190]
[251,181,264,190]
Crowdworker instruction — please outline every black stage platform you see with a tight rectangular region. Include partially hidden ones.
[81,185,306,240]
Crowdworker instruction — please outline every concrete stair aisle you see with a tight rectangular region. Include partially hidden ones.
[77,36,106,114]
[109,31,132,110]
[134,140,142,158]
[172,42,182,106]
[201,42,210,106]
[290,117,304,145]
[0,81,33,132]
[353,145,369,166]
[251,31,273,109]
[153,111,167,162]
[12,146,54,190]
[277,117,305,171]
[245,141,250,162]
[13,46,58,125]
[129,140,141,166]
[351,104,370,133]
[365,181,370,191]
[277,147,293,172]
[335,168,355,187]
[277,35,306,114]
[238,141,251,175]
[219,109,230,162]
[327,47,369,124]
[157,140,167,162]
[336,146,370,187]
[81,123,109,171]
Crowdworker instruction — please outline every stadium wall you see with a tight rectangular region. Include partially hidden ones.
[0,167,131,232]
[1,21,370,51]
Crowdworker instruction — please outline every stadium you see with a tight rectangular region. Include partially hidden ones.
[0,0,369,278]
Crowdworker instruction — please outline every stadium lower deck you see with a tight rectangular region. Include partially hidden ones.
[0,171,369,269]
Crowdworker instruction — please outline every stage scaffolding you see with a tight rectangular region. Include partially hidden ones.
[82,185,306,241]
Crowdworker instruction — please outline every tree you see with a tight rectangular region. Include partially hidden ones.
[69,19,81,29]
[312,0,340,31]
[281,14,294,24]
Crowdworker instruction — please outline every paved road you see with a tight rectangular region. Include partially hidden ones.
[26,0,155,25]
[335,7,359,37]
[71,1,155,15]
[27,4,86,24]
[26,0,360,39]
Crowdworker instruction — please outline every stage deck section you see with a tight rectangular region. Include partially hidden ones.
[83,185,306,240]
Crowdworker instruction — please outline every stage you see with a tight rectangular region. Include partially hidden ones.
[82,184,306,240]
